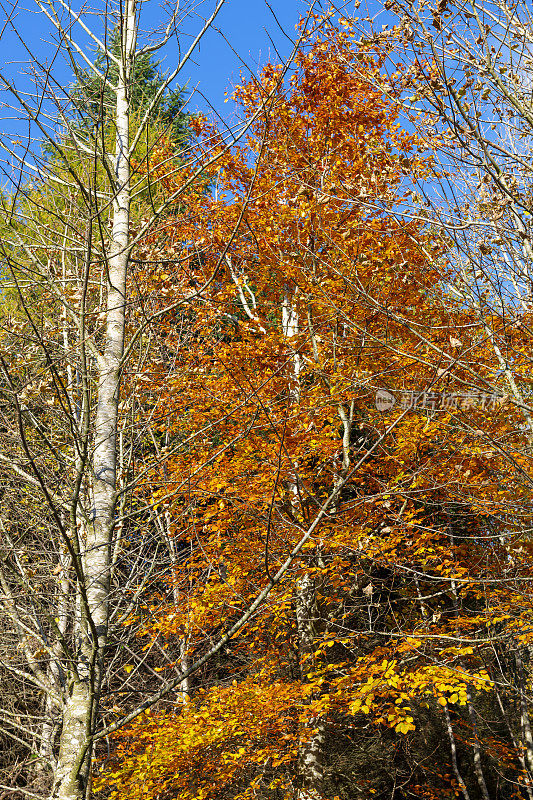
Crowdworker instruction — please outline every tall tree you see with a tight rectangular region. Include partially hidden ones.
[94,19,533,800]
[70,26,190,142]
[0,0,270,796]
[0,1,325,795]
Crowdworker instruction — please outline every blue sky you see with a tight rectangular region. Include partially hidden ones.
[169,0,312,116]
[0,0,382,178]
[0,0,318,145]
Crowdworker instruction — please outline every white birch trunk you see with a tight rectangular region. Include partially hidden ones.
[51,4,135,797]
[166,510,191,702]
[296,572,325,800]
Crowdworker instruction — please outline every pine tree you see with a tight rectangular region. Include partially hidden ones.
[71,27,190,144]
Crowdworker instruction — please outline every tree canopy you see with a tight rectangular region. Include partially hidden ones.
[2,4,533,800]
[70,27,190,142]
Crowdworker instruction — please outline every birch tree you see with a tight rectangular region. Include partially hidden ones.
[0,2,332,797]
[0,0,227,797]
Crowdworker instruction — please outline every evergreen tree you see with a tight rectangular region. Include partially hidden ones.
[70,27,190,144]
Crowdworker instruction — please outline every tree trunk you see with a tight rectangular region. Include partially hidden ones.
[51,3,134,796]
[296,573,325,800]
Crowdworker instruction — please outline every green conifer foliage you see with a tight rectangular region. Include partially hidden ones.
[70,27,190,143]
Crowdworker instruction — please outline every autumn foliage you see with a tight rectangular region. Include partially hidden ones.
[95,16,533,800]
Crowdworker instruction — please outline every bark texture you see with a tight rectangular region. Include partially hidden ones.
[296,573,325,800]
[51,4,134,796]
